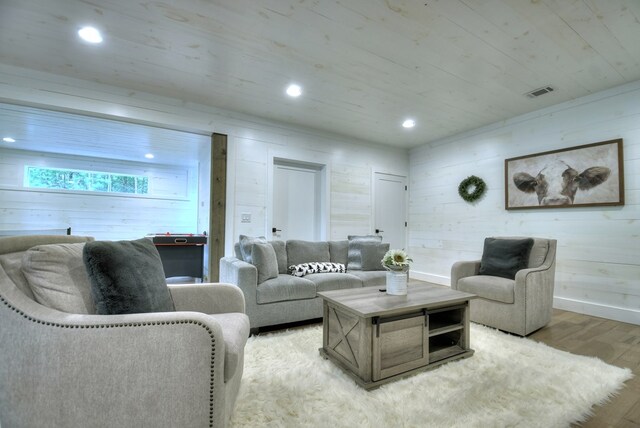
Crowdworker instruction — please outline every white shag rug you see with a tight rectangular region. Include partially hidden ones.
[230,324,632,428]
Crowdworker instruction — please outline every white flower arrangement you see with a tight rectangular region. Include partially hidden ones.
[381,249,413,272]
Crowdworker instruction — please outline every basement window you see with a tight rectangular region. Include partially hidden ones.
[25,166,149,195]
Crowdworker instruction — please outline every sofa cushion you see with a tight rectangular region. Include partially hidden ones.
[478,238,534,280]
[21,243,95,314]
[256,275,316,304]
[83,238,175,315]
[307,272,363,292]
[208,312,250,382]
[360,242,390,271]
[286,240,330,267]
[251,242,279,284]
[288,262,346,277]
[239,235,267,264]
[457,275,515,304]
[347,235,383,270]
[269,240,288,274]
[347,270,387,287]
[329,240,349,265]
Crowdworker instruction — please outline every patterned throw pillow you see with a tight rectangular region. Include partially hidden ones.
[288,262,346,277]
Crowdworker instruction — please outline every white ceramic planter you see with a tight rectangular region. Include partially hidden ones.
[386,270,408,295]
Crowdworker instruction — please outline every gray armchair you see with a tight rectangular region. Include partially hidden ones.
[0,235,249,428]
[451,237,557,336]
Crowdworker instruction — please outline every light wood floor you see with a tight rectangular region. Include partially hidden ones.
[529,309,640,428]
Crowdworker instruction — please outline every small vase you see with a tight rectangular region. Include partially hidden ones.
[386,270,408,295]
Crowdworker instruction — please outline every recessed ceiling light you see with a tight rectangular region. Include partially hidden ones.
[2,137,16,143]
[402,119,416,129]
[144,153,155,159]
[286,84,302,98]
[78,26,103,44]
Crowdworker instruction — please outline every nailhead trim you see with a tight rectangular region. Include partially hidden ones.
[0,295,217,427]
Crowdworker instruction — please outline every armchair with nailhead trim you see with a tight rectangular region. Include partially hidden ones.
[0,235,249,428]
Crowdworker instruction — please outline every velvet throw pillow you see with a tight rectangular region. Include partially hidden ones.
[478,238,534,280]
[347,235,383,271]
[239,235,267,264]
[83,238,175,315]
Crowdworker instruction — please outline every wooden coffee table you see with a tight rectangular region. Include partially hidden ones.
[318,282,476,390]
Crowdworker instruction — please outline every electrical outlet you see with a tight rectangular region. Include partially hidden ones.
[241,213,251,223]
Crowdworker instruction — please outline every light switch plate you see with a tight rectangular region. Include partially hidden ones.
[241,213,251,223]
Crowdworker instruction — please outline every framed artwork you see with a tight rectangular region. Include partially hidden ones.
[505,139,624,210]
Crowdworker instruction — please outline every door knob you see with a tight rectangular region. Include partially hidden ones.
[272,227,282,233]
[375,229,384,234]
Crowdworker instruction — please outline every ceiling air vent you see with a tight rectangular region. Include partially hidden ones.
[525,86,555,98]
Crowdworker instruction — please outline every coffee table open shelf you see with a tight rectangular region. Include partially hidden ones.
[318,283,476,390]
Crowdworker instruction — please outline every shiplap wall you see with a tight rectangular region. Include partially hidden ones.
[228,131,408,244]
[0,149,198,240]
[0,65,409,253]
[409,81,640,325]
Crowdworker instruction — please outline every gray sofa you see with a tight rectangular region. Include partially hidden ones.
[0,235,249,428]
[219,238,388,330]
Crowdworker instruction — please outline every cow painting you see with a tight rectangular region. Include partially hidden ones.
[505,139,623,209]
[512,159,611,206]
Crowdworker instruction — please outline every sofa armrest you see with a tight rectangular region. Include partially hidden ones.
[450,260,481,289]
[0,298,228,428]
[219,257,258,306]
[168,283,245,314]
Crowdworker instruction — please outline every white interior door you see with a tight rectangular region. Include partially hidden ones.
[374,173,407,249]
[273,163,320,241]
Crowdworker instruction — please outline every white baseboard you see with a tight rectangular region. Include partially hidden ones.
[553,296,639,326]
[412,270,639,326]
[410,270,449,286]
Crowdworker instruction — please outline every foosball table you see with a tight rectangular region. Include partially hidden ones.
[147,233,207,281]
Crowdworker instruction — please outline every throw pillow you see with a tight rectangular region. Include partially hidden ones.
[21,243,95,314]
[269,240,288,274]
[239,235,267,264]
[347,235,383,271]
[359,242,391,271]
[478,238,534,280]
[83,238,175,315]
[288,262,346,277]
[251,242,279,284]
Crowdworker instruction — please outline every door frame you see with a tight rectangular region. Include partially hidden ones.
[372,170,408,249]
[267,148,330,240]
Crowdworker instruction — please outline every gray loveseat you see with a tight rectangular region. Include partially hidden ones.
[219,238,388,331]
[0,235,249,428]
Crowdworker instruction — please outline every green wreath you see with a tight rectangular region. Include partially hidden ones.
[458,175,486,202]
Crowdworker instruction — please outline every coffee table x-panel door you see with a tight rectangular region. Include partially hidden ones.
[372,304,469,381]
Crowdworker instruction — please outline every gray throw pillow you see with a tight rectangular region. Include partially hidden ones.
[83,238,175,315]
[269,240,288,274]
[478,237,534,280]
[359,242,390,271]
[251,242,279,284]
[22,243,95,314]
[347,235,383,271]
[239,235,267,263]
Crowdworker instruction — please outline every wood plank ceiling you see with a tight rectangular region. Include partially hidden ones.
[0,0,639,149]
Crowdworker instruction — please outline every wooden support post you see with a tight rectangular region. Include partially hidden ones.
[209,133,227,282]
